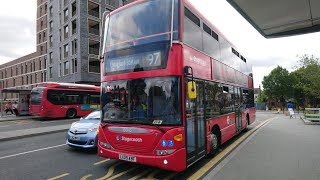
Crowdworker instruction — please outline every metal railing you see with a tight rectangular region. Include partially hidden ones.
[304,108,320,122]
[89,48,99,55]
[89,28,99,35]
[88,10,99,18]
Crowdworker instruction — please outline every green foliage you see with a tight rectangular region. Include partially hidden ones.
[262,66,293,100]
[262,54,320,107]
[257,90,268,103]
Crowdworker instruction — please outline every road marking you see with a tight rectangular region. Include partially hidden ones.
[96,161,124,180]
[106,166,139,180]
[80,174,93,180]
[140,169,161,180]
[163,172,178,180]
[0,144,66,160]
[41,119,77,124]
[94,158,110,165]
[47,173,69,180]
[128,168,153,180]
[188,118,275,180]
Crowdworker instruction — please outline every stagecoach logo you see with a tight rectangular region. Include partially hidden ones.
[116,135,143,143]
[227,116,231,125]
[189,56,207,67]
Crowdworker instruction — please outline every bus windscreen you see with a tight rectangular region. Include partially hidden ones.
[101,76,181,126]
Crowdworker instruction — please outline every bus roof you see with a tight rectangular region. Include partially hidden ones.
[36,82,100,91]
[107,0,240,53]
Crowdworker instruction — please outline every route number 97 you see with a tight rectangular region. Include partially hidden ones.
[146,52,161,66]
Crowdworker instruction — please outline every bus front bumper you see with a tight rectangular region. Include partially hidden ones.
[98,144,186,172]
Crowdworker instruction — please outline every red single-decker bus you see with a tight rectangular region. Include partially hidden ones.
[30,82,100,118]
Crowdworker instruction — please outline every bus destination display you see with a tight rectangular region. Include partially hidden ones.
[106,51,162,73]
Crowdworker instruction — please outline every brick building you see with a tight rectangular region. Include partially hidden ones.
[0,0,133,100]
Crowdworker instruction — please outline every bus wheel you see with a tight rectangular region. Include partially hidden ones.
[209,129,220,156]
[66,109,77,119]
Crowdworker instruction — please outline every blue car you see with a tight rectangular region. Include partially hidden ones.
[66,110,100,149]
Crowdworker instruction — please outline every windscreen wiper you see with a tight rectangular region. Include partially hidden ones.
[148,122,166,133]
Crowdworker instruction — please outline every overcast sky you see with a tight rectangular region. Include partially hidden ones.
[0,0,320,88]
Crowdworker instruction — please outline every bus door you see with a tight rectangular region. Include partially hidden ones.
[185,80,206,166]
[234,87,242,133]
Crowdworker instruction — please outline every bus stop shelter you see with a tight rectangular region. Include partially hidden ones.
[227,0,320,38]
[0,88,31,116]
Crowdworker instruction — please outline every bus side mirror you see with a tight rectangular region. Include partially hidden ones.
[187,81,197,99]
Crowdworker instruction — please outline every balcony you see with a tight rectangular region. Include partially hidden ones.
[88,1,100,18]
[89,39,100,55]
[88,19,99,36]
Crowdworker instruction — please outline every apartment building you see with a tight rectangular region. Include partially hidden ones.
[0,0,133,100]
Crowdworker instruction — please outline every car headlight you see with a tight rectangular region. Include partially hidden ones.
[88,128,98,132]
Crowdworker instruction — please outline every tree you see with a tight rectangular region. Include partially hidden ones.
[262,66,294,101]
[257,90,268,103]
[292,54,320,107]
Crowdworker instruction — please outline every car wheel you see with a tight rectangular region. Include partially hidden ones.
[66,109,77,119]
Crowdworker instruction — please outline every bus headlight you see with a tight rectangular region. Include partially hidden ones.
[100,141,113,149]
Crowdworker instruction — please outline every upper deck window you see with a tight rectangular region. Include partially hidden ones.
[103,0,179,53]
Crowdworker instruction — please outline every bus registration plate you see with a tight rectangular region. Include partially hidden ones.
[119,154,136,162]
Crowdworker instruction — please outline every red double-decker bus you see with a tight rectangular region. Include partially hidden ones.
[98,0,256,171]
[30,82,100,118]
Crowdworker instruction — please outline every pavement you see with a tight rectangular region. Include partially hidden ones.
[0,114,70,142]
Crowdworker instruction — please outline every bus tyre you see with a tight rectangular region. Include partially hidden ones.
[208,129,220,157]
[66,109,77,119]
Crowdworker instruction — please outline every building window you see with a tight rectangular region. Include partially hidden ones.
[49,35,53,47]
[59,63,62,77]
[43,31,46,39]
[33,61,36,71]
[44,56,47,69]
[16,66,18,75]
[10,68,13,77]
[35,73,38,83]
[49,21,53,33]
[72,39,77,55]
[64,25,68,39]
[13,79,15,87]
[72,19,77,35]
[64,44,69,58]
[49,67,53,79]
[40,60,42,70]
[41,20,44,29]
[49,52,53,64]
[59,47,62,60]
[39,33,42,43]
[89,58,100,73]
[25,64,27,74]
[63,61,69,75]
[71,58,77,73]
[64,8,69,22]
[26,75,29,84]
[40,45,43,53]
[22,76,24,85]
[44,71,47,82]
[21,65,23,74]
[49,6,53,17]
[72,1,77,17]
[30,74,33,84]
